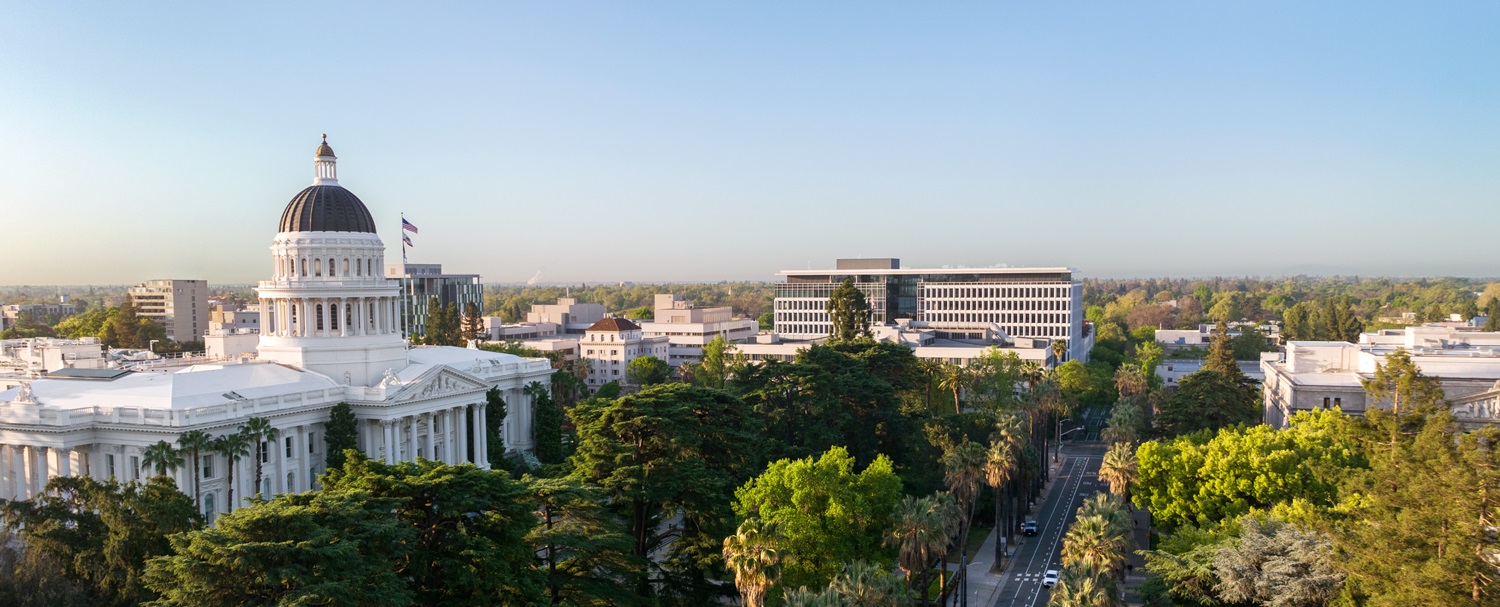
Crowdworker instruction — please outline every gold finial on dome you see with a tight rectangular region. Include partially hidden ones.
[315,135,336,158]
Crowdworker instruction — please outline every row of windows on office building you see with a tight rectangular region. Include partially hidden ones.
[922,298,1071,312]
[921,285,1072,299]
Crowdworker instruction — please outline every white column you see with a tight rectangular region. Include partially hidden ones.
[321,298,329,337]
[455,406,469,464]
[293,425,306,491]
[273,433,286,496]
[58,448,71,478]
[404,416,417,463]
[474,402,488,469]
[33,446,49,497]
[5,443,18,500]
[425,413,436,460]
[383,420,397,464]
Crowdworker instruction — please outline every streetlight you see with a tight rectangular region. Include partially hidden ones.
[148,339,160,357]
[1054,418,1072,463]
[1058,425,1083,461]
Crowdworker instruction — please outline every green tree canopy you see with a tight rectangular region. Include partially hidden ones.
[1133,409,1366,530]
[144,491,414,607]
[732,446,903,591]
[624,355,672,387]
[321,456,545,605]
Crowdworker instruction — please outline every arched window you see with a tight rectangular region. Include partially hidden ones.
[343,258,349,275]
[204,493,216,523]
[287,472,295,493]
[314,259,323,276]
[330,304,339,331]
[328,259,335,276]
[355,258,361,276]
[301,258,307,276]
[316,304,325,331]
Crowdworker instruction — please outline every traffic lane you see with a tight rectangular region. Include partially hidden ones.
[994,445,1107,607]
[994,456,1088,606]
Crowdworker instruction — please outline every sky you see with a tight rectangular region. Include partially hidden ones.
[1,2,1497,286]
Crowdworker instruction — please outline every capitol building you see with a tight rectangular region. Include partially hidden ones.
[0,139,552,516]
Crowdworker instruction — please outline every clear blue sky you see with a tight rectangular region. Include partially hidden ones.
[2,2,1496,285]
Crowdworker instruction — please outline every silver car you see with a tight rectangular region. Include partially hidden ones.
[1042,569,1059,588]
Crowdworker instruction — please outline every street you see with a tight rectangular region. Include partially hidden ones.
[991,442,1106,607]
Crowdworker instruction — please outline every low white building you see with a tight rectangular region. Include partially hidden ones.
[0,139,551,519]
[0,337,108,376]
[1156,358,1266,386]
[637,294,758,367]
[1261,325,1500,428]
[579,318,669,387]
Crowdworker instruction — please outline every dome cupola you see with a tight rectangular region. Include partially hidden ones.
[277,135,378,234]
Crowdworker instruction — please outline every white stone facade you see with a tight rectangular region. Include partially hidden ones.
[0,139,550,520]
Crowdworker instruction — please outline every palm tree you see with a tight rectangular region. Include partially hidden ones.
[827,560,911,607]
[1048,563,1120,607]
[886,494,956,605]
[723,518,782,607]
[1061,514,1128,582]
[141,440,183,477]
[176,429,212,512]
[990,414,1025,543]
[1019,360,1044,392]
[1113,365,1148,398]
[1101,405,1142,445]
[936,362,970,415]
[242,417,280,498]
[984,437,1015,566]
[1097,443,1139,503]
[1051,339,1068,365]
[942,441,986,599]
[212,431,252,512]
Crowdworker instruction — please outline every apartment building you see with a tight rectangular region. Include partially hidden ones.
[127,279,209,342]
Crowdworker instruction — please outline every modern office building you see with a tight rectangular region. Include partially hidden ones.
[1261,325,1500,428]
[126,279,209,342]
[775,258,1087,361]
[385,263,482,340]
[638,294,759,366]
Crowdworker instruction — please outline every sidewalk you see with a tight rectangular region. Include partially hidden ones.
[962,455,1069,607]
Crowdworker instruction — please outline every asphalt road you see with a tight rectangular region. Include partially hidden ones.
[992,442,1107,607]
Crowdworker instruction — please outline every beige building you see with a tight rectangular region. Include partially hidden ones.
[638,294,759,367]
[127,279,209,342]
[527,298,606,334]
[579,318,669,387]
[1261,325,1500,428]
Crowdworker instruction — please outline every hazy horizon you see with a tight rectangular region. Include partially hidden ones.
[3,2,1496,286]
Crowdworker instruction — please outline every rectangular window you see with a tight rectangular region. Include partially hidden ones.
[309,432,316,453]
[130,456,141,481]
[1334,397,1342,408]
[106,454,117,479]
[203,455,214,479]
[1323,397,1331,408]
[261,441,269,463]
[286,437,294,458]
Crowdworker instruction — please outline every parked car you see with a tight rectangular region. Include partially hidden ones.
[1042,569,1059,588]
[1022,520,1039,536]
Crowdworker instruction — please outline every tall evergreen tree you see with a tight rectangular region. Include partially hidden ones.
[527,382,565,465]
[420,296,444,345]
[324,402,359,471]
[485,387,508,466]
[441,301,463,346]
[825,278,871,342]
[462,302,486,343]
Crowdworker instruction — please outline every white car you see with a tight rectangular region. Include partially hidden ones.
[1042,570,1059,588]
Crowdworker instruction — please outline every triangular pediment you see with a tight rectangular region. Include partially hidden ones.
[1449,381,1500,422]
[389,366,490,402]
